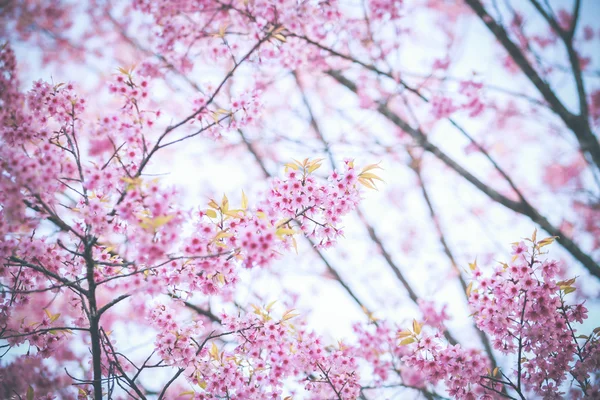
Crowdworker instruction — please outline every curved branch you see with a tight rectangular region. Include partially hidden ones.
[328,70,600,279]
[465,0,600,169]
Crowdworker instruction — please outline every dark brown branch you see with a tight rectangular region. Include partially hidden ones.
[408,152,499,367]
[100,328,147,400]
[1,326,87,339]
[136,33,273,177]
[97,294,131,317]
[465,0,600,169]
[328,70,600,279]
[305,236,372,314]
[356,208,458,345]
[293,71,336,169]
[7,256,88,295]
[236,129,374,315]
[528,0,589,124]
[291,34,529,206]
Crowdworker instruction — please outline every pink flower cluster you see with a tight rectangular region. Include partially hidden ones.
[146,303,361,399]
[0,354,73,399]
[401,236,600,399]
[402,330,494,400]
[417,299,450,331]
[351,322,412,384]
[430,81,485,121]
[28,80,86,126]
[468,236,599,398]
[267,159,362,248]
[149,303,205,367]
[0,53,375,398]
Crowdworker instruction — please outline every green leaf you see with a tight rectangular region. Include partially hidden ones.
[241,190,248,210]
[399,337,416,346]
[205,209,217,218]
[466,281,473,297]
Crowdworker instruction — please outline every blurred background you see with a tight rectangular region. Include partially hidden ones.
[2,0,600,397]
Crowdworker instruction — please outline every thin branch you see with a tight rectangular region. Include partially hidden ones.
[465,0,600,169]
[407,151,499,368]
[7,256,88,295]
[328,70,600,279]
[97,294,131,317]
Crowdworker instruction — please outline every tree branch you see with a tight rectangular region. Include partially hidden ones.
[328,70,600,279]
[466,0,600,169]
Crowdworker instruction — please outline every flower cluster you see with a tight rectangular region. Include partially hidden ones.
[467,233,599,398]
[401,321,495,400]
[351,322,409,383]
[417,299,450,332]
[149,303,205,367]
[4,0,600,396]
[28,80,85,126]
[146,303,361,399]
[429,81,485,121]
[1,54,374,399]
[403,235,600,399]
[267,159,378,248]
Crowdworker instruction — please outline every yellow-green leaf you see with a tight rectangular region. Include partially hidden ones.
[273,33,286,42]
[205,209,217,218]
[140,215,174,231]
[251,304,262,315]
[284,163,299,172]
[557,277,577,287]
[359,172,384,181]
[241,190,248,210]
[221,194,229,213]
[399,337,416,346]
[27,386,34,400]
[307,162,322,174]
[217,24,228,38]
[576,335,589,339]
[208,199,219,209]
[282,309,299,321]
[209,342,219,360]
[538,236,558,248]
[121,176,142,190]
[360,162,382,174]
[358,177,377,190]
[212,231,233,242]
[224,210,244,218]
[412,319,422,335]
[276,227,296,237]
[266,300,277,312]
[468,259,478,271]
